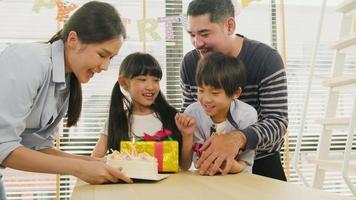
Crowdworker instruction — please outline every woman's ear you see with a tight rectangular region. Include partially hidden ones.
[66,31,79,49]
[118,77,129,91]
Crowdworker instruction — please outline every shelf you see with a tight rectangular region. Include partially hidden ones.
[323,74,356,88]
[308,2,356,195]
[331,34,356,50]
[309,159,356,174]
[336,0,356,14]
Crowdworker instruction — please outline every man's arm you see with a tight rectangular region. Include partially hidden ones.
[180,79,195,111]
[179,51,199,111]
[241,54,288,152]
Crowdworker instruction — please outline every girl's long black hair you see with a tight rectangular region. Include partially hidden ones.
[107,52,182,152]
[48,1,126,127]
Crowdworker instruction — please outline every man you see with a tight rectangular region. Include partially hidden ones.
[180,0,288,181]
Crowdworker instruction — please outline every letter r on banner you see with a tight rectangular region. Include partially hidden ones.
[138,19,162,42]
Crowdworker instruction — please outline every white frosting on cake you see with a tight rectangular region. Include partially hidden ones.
[106,151,159,180]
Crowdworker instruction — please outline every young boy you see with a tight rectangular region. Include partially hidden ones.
[179,52,257,174]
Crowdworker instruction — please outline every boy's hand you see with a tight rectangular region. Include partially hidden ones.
[196,131,245,175]
[174,113,196,138]
[219,160,246,174]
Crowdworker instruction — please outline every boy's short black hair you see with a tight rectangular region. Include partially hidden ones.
[196,52,246,97]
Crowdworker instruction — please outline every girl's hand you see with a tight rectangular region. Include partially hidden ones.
[174,113,196,138]
[74,160,133,184]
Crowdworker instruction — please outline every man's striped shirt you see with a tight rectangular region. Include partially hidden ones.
[180,36,288,159]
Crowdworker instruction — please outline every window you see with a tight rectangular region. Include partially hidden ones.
[0,0,183,199]
[1,0,354,199]
[226,0,355,196]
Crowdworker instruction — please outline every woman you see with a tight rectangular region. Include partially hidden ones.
[0,1,132,198]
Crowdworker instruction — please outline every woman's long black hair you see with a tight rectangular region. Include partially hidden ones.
[48,1,126,127]
[107,52,182,152]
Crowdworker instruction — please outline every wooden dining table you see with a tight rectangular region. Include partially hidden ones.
[71,171,352,200]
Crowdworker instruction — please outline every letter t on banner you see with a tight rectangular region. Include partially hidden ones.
[157,16,180,40]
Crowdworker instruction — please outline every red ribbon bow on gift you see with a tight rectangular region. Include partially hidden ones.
[143,129,173,141]
[142,129,174,172]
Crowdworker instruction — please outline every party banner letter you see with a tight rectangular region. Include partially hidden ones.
[32,0,56,13]
[157,16,179,40]
[138,19,162,42]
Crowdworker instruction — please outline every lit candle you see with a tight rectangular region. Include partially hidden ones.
[131,136,137,155]
[132,136,135,143]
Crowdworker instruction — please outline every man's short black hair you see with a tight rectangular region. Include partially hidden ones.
[187,0,234,23]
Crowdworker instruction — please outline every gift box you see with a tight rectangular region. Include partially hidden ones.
[120,141,179,172]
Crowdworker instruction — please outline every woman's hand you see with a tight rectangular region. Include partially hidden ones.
[74,160,133,184]
[87,156,107,163]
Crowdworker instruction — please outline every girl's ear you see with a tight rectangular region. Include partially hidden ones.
[233,87,242,99]
[118,77,129,91]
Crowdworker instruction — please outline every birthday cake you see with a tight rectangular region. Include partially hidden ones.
[106,150,168,180]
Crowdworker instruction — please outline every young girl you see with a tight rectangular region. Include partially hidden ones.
[0,2,130,197]
[179,52,258,174]
[92,52,195,162]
